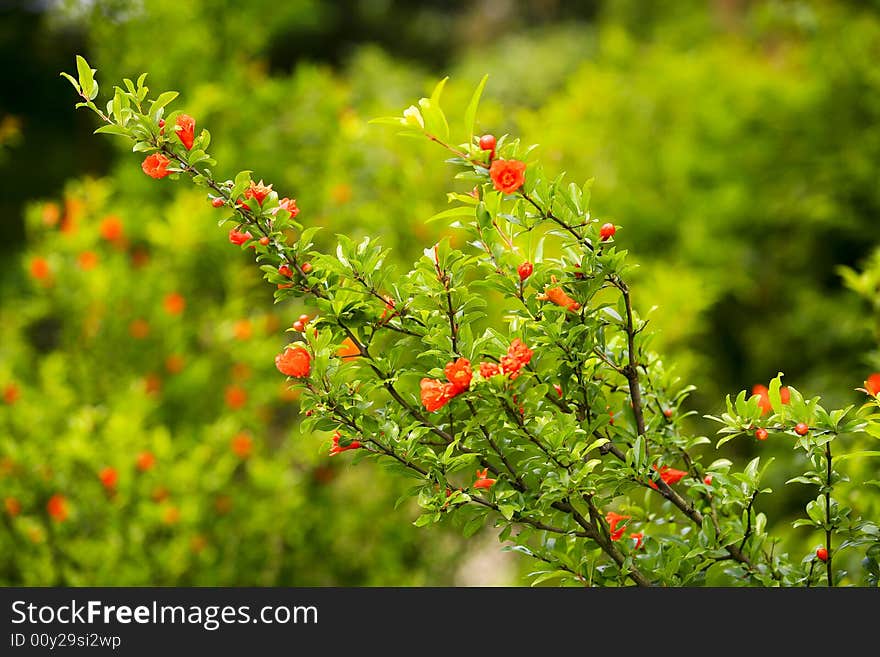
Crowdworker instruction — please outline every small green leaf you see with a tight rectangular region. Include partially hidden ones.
[75,55,96,100]
[94,124,130,137]
[836,450,880,462]
[149,91,179,117]
[464,74,488,144]
[60,71,80,94]
[427,206,476,223]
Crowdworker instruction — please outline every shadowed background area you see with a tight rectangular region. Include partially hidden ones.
[1,0,879,585]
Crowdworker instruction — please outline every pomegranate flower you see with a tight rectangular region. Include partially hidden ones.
[865,373,880,397]
[47,494,68,522]
[479,362,501,378]
[175,114,195,150]
[420,378,455,413]
[275,197,300,218]
[99,467,118,489]
[330,431,361,456]
[630,532,644,550]
[275,346,311,378]
[500,338,533,379]
[444,358,472,394]
[473,468,496,490]
[141,153,171,179]
[605,511,630,541]
[538,278,581,312]
[244,179,273,205]
[649,464,689,489]
[229,228,253,245]
[489,159,527,194]
[752,383,791,415]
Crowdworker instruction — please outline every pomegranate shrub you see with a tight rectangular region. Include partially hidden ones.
[62,57,880,586]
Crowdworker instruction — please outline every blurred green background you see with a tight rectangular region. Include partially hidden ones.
[1,0,879,585]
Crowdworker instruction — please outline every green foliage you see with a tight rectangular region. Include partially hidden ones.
[0,177,468,586]
[59,58,880,586]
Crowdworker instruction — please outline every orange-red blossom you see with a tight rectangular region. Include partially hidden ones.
[473,468,496,489]
[330,431,361,456]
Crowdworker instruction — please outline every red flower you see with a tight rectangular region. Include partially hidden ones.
[99,215,124,242]
[751,384,790,414]
[420,378,455,413]
[517,261,533,281]
[29,257,50,280]
[278,264,293,278]
[630,532,644,549]
[649,464,688,489]
[338,337,360,358]
[141,153,171,179]
[224,385,247,410]
[816,547,828,562]
[276,197,300,218]
[4,497,21,517]
[136,451,155,472]
[553,383,563,398]
[751,384,771,415]
[605,511,630,541]
[211,197,225,208]
[163,292,186,315]
[129,319,150,339]
[78,251,98,271]
[445,358,472,394]
[865,373,880,397]
[703,475,713,486]
[3,384,20,405]
[231,432,253,459]
[794,422,809,436]
[599,223,616,241]
[244,180,273,205]
[473,468,496,489]
[542,286,580,312]
[99,466,118,489]
[479,362,501,378]
[500,338,534,379]
[47,494,68,522]
[175,114,195,150]
[229,228,253,245]
[489,159,527,194]
[330,431,361,456]
[755,428,768,441]
[275,346,311,378]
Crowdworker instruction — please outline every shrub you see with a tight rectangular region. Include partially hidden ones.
[60,57,880,586]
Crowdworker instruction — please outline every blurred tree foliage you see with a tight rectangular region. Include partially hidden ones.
[2,0,879,583]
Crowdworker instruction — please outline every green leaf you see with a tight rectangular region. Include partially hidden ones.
[60,71,80,94]
[528,570,571,587]
[836,450,880,462]
[94,124,130,137]
[149,91,179,117]
[464,74,488,144]
[769,373,785,417]
[430,76,449,106]
[368,116,407,126]
[75,55,96,100]
[701,515,716,546]
[231,170,253,198]
[419,97,449,142]
[427,206,476,223]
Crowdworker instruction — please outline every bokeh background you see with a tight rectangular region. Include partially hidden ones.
[1,0,879,585]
